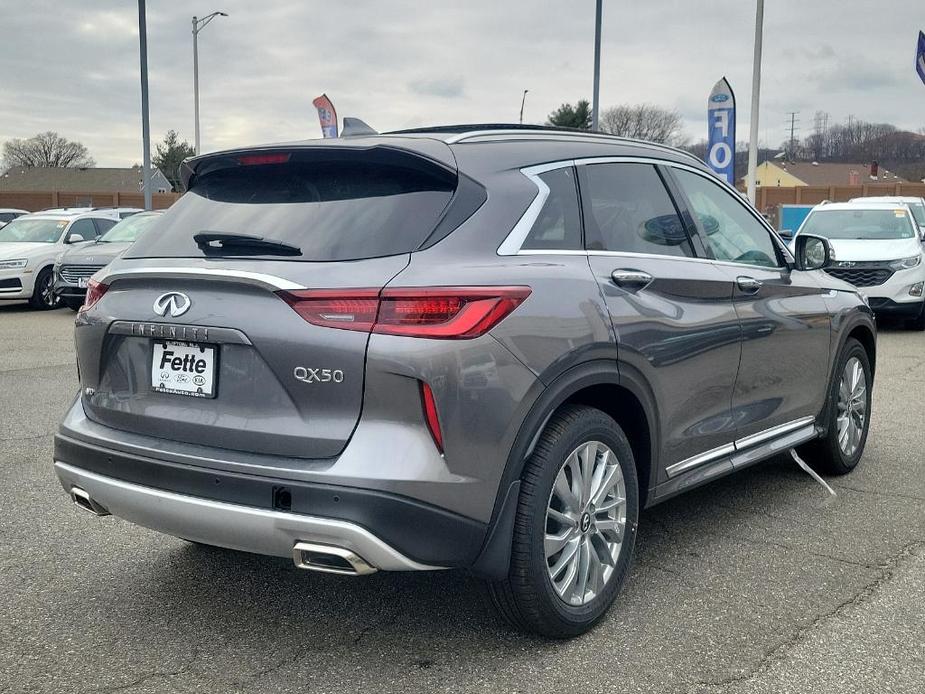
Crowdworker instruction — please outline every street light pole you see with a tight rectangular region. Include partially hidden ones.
[591,0,602,131]
[192,11,228,155]
[519,89,529,124]
[138,0,151,210]
[746,0,764,205]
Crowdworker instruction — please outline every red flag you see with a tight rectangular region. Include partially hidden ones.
[312,94,338,138]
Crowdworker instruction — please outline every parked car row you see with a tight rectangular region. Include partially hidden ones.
[793,196,925,330]
[0,206,154,310]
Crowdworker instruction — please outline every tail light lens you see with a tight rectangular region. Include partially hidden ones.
[79,279,109,312]
[419,381,444,453]
[279,286,531,339]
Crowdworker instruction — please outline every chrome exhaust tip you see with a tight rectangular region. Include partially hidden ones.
[70,486,110,517]
[292,541,377,576]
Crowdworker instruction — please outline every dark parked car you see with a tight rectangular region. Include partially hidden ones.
[54,211,163,310]
[54,125,876,637]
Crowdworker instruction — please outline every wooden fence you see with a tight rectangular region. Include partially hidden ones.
[0,190,180,212]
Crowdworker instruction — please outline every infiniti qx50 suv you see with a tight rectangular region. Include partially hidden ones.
[54,125,876,637]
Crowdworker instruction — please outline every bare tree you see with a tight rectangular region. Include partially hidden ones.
[2,131,95,170]
[599,104,686,146]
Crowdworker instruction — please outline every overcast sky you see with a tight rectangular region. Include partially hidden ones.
[1,0,923,166]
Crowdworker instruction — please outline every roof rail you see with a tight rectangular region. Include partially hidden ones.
[387,124,705,167]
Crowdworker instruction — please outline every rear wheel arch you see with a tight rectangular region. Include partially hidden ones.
[471,359,658,579]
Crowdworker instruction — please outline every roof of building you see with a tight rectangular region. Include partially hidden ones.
[760,161,907,186]
[0,166,168,192]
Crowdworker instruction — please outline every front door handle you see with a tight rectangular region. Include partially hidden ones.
[611,269,653,291]
[737,276,762,293]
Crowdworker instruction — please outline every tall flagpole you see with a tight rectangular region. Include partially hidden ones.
[746,0,764,204]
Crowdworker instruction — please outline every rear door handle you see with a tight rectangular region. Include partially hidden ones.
[736,276,762,293]
[610,269,653,291]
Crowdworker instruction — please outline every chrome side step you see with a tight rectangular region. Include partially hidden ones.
[292,541,377,576]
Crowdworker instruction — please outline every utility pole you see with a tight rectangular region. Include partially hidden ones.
[786,111,799,161]
[138,0,152,210]
[746,0,765,205]
[519,89,529,124]
[591,0,602,130]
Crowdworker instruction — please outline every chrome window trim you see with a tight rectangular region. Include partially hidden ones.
[99,266,305,291]
[496,160,575,256]
[498,154,793,267]
[665,415,817,479]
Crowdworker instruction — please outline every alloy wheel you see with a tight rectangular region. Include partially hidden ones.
[544,440,626,606]
[836,356,867,457]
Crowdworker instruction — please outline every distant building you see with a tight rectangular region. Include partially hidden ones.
[0,166,171,194]
[743,161,907,187]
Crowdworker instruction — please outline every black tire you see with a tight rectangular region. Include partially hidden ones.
[28,267,60,310]
[799,337,872,476]
[63,298,84,312]
[488,405,639,638]
[905,303,925,331]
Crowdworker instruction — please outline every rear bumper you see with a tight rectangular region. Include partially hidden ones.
[54,461,442,572]
[53,430,488,569]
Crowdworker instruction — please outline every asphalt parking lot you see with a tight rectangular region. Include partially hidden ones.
[1,303,923,694]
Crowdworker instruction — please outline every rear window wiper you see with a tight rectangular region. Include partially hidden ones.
[193,231,302,257]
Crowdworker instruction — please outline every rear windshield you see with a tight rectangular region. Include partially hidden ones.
[800,209,916,240]
[126,151,456,262]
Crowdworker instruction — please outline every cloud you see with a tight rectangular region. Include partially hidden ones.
[409,77,466,98]
[1,0,922,164]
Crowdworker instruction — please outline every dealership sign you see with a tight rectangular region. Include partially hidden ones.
[917,31,925,86]
[312,94,339,138]
[706,77,736,185]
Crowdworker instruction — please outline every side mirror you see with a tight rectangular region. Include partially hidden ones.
[67,233,84,244]
[794,234,831,271]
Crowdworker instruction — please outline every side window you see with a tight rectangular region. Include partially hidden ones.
[67,219,97,242]
[673,169,781,268]
[93,218,117,235]
[521,167,582,250]
[0,213,14,223]
[580,163,694,257]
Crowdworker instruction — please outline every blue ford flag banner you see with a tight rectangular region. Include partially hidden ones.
[706,77,736,185]
[917,31,925,86]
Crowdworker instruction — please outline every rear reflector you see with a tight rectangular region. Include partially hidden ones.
[419,381,444,453]
[79,278,109,312]
[279,286,531,339]
[237,152,291,166]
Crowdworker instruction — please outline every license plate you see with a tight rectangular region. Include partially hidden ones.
[78,277,89,288]
[151,341,217,398]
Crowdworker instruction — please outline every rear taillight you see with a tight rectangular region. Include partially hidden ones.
[79,279,109,312]
[419,381,444,453]
[237,152,291,166]
[279,286,531,339]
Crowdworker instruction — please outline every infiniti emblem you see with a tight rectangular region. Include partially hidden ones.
[153,291,191,318]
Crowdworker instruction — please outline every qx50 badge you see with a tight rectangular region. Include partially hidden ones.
[294,367,344,384]
[153,291,191,318]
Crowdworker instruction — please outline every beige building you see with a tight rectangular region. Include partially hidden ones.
[745,161,907,187]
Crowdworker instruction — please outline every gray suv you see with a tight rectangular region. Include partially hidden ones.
[54,126,876,637]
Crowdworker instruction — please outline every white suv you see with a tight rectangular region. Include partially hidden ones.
[0,209,120,309]
[795,201,925,329]
[849,196,925,237]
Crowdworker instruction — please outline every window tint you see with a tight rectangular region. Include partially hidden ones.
[127,153,457,262]
[67,219,98,242]
[93,218,117,235]
[673,169,780,268]
[0,213,15,223]
[581,163,694,257]
[521,167,582,250]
